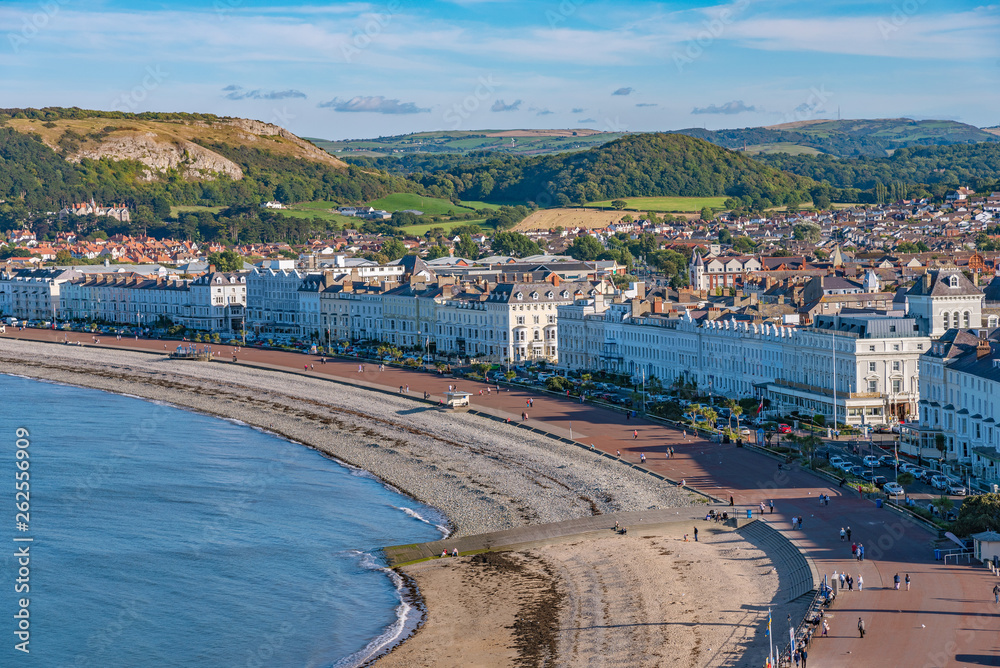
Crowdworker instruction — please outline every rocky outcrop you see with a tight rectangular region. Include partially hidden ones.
[224,118,347,167]
[70,133,244,181]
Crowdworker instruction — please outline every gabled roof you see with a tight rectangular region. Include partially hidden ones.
[906,267,982,297]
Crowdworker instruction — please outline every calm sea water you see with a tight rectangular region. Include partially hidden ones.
[0,374,446,667]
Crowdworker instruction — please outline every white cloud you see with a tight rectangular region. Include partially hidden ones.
[692,100,757,115]
[319,96,429,114]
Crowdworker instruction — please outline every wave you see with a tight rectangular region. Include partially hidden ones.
[331,551,417,668]
[393,505,451,539]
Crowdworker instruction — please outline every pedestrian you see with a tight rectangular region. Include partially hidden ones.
[405,385,409,393]
[633,429,638,440]
[905,573,910,591]
[680,478,686,486]
[993,583,999,604]
[441,549,447,558]
[304,364,308,371]
[893,573,900,590]
[839,573,845,588]
[798,516,804,529]
[616,449,621,457]
[694,526,698,542]
[640,453,646,463]
[760,501,765,515]
[452,548,458,557]
[840,527,846,541]
[851,542,857,556]
[858,574,863,591]
[800,648,807,667]
[859,544,864,561]
[626,411,630,421]
[769,500,774,514]
[794,648,801,667]
[729,496,734,506]
[822,619,829,637]
[857,617,865,638]
[846,527,852,542]
[682,429,686,439]
[792,516,798,529]
[310,364,314,370]
[847,575,853,591]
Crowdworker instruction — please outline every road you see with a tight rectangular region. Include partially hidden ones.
[4,328,999,667]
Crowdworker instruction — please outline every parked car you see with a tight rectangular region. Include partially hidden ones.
[739,427,751,437]
[878,455,897,468]
[884,482,904,496]
[863,455,880,467]
[870,475,888,487]
[777,424,792,433]
[948,481,967,495]
[850,465,865,477]
[898,462,919,474]
[930,475,950,490]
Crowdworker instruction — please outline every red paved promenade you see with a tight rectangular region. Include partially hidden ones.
[5,329,1000,667]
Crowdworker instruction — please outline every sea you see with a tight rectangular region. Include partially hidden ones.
[0,373,447,667]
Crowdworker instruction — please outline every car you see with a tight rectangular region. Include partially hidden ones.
[870,475,888,487]
[838,460,856,472]
[739,427,751,437]
[913,469,933,482]
[930,475,950,490]
[850,465,865,477]
[884,482,904,496]
[878,455,897,468]
[948,482,967,495]
[829,455,845,466]
[898,462,918,474]
[777,424,792,434]
[863,455,880,467]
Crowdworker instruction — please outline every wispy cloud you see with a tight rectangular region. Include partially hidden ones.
[536,109,554,116]
[635,102,657,107]
[318,96,429,114]
[490,99,521,112]
[578,118,597,123]
[612,87,633,96]
[224,85,307,100]
[692,100,757,115]
[572,107,585,113]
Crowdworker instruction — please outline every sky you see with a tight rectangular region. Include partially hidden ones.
[2,0,999,139]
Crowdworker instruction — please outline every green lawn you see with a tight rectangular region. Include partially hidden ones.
[368,193,478,216]
[400,218,495,236]
[584,196,729,212]
[743,142,823,156]
[170,205,224,216]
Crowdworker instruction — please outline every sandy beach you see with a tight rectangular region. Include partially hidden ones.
[0,338,803,667]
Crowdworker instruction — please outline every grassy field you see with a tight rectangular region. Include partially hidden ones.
[401,218,494,236]
[312,129,622,157]
[170,205,225,216]
[743,142,823,156]
[584,196,729,212]
[367,193,481,216]
[514,208,629,231]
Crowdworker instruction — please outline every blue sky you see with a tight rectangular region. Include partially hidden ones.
[2,0,998,139]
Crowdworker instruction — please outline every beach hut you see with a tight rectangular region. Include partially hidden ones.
[444,391,472,408]
[971,531,1000,564]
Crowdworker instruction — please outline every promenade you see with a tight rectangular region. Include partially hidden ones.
[5,328,999,667]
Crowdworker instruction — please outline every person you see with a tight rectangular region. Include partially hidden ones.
[760,501,766,514]
[851,542,857,556]
[893,573,900,590]
[614,521,620,532]
[794,648,801,667]
[441,549,447,558]
[847,575,853,591]
[616,449,621,457]
[626,411,630,421]
[729,496,734,506]
[769,500,774,514]
[640,453,646,463]
[857,617,865,638]
[633,429,638,440]
[822,619,829,637]
[798,516,804,529]
[839,573,846,588]
[693,526,698,542]
[792,516,798,529]
[993,583,999,604]
[858,574,864,591]
[840,527,846,541]
[800,648,807,667]
[846,527,852,542]
[452,548,459,557]
[682,429,686,439]
[858,544,864,561]
[680,479,686,487]
[905,573,910,591]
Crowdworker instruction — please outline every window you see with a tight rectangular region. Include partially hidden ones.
[892,361,901,372]
[892,379,902,393]
[964,311,971,328]
[869,361,877,372]
[949,275,959,288]
[869,345,875,351]
[943,312,950,329]
[893,344,900,351]
[868,380,878,393]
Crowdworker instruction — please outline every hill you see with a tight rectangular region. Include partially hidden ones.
[669,118,1000,157]
[406,133,814,208]
[0,107,409,214]
[312,129,623,158]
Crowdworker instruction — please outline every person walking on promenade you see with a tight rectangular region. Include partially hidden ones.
[858,574,863,591]
[846,526,852,542]
[847,575,853,591]
[822,619,829,637]
[693,526,698,541]
[800,648,807,667]
[840,527,846,541]
[769,499,774,514]
[640,453,646,463]
[893,573,900,590]
[798,516,804,529]
[760,501,766,515]
[633,429,638,440]
[905,573,910,591]
[729,496,734,506]
[994,583,999,604]
[857,617,865,638]
[851,542,857,557]
[616,450,621,457]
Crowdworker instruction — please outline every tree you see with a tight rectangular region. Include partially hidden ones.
[700,206,714,221]
[792,223,821,243]
[54,249,74,265]
[935,433,947,459]
[732,236,756,253]
[952,493,1000,536]
[490,231,541,258]
[718,228,733,245]
[566,235,603,261]
[425,244,450,260]
[380,237,407,261]
[207,250,244,272]
[611,199,627,210]
[455,233,479,260]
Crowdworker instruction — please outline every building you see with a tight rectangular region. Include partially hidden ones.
[906,267,983,338]
[0,268,81,320]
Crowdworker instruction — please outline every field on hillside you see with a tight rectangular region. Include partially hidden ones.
[278,201,359,225]
[744,143,823,156]
[401,218,494,236]
[514,208,629,231]
[584,196,729,212]
[171,205,224,216]
[367,193,482,215]
[312,129,622,157]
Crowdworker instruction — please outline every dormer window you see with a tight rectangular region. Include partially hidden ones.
[531,292,538,300]
[515,292,523,300]
[546,291,553,299]
[949,275,959,288]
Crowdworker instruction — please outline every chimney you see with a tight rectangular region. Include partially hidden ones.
[977,337,992,359]
[706,307,722,321]
[208,264,216,273]
[652,296,664,314]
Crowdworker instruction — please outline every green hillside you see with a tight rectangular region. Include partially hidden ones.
[670,118,999,157]
[311,129,623,158]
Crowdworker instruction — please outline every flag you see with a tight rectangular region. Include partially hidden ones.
[757,397,764,416]
[789,626,796,653]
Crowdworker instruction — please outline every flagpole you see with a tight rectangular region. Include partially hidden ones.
[768,608,774,668]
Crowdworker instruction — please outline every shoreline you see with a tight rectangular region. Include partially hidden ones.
[0,338,696,665]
